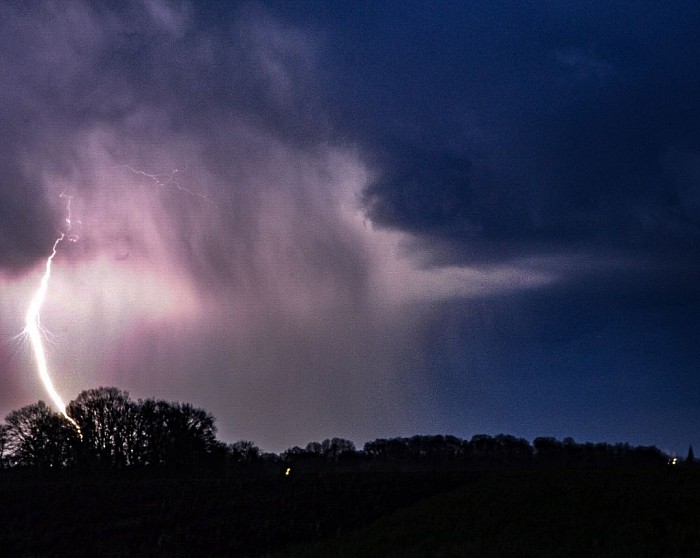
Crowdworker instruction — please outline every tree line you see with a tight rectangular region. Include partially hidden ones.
[0,386,680,472]
[281,434,671,472]
[0,387,219,470]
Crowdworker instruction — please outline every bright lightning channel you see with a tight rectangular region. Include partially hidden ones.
[23,194,81,436]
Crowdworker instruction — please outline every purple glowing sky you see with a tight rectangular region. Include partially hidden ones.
[1,1,699,453]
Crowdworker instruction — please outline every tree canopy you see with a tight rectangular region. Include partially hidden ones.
[0,387,673,473]
[2,388,220,470]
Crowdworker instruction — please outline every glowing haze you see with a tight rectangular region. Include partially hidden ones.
[1,2,699,454]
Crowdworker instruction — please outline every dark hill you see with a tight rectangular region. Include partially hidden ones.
[1,467,699,557]
[273,468,700,557]
[0,468,465,557]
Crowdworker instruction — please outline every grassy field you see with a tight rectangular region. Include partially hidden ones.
[0,468,465,557]
[273,468,700,557]
[0,467,698,557]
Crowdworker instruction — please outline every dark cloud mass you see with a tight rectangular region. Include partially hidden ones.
[1,1,699,453]
[288,1,700,267]
[363,150,475,235]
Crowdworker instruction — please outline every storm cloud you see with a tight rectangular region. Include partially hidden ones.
[1,1,699,452]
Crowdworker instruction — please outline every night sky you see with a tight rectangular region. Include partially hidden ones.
[1,1,699,455]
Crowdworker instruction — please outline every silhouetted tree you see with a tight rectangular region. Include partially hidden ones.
[320,438,356,462]
[125,397,220,468]
[65,388,220,469]
[469,434,499,463]
[281,439,358,471]
[129,398,171,467]
[533,437,563,464]
[494,434,533,465]
[364,438,411,461]
[67,387,134,468]
[160,402,219,467]
[228,440,261,463]
[282,445,322,472]
[629,445,667,467]
[305,441,323,455]
[433,435,465,460]
[281,446,304,459]
[0,424,8,469]
[4,401,78,468]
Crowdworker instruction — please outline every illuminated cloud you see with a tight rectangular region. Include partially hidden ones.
[1,1,699,453]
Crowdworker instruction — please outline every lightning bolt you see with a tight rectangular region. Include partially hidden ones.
[123,165,211,203]
[23,193,81,436]
[21,164,207,439]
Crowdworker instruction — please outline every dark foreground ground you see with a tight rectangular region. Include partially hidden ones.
[1,466,699,557]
